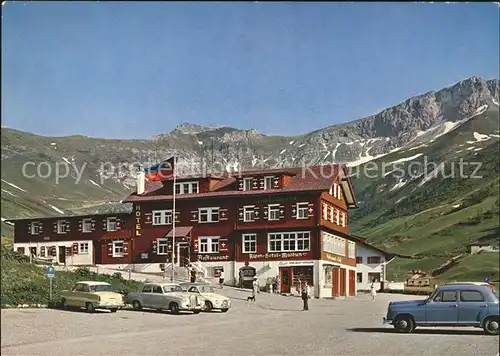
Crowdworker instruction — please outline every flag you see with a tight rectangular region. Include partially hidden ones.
[144,156,177,181]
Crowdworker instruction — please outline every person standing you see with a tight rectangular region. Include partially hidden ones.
[275,275,280,294]
[252,277,259,300]
[239,269,244,288]
[301,284,309,310]
[219,268,225,289]
[370,281,377,301]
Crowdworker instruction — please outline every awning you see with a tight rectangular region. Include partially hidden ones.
[166,226,193,238]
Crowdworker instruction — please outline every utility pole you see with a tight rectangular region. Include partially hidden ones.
[170,155,176,282]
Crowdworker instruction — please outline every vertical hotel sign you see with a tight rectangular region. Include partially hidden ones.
[135,204,142,236]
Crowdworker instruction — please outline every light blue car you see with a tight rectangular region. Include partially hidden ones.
[383,283,499,335]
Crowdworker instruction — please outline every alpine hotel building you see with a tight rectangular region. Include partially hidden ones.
[10,163,360,299]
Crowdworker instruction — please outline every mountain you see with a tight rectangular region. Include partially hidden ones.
[2,76,499,281]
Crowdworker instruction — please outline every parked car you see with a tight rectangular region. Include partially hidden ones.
[383,283,499,335]
[60,281,125,313]
[180,282,232,312]
[126,282,204,314]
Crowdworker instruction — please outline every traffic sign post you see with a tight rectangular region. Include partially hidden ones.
[46,265,55,304]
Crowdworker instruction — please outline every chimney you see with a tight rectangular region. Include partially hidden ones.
[137,172,145,195]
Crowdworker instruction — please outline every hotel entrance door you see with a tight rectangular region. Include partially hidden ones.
[279,267,292,293]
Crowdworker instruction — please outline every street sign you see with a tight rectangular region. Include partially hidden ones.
[46,265,55,279]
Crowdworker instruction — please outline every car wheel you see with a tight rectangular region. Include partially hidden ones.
[393,315,414,333]
[193,310,201,314]
[109,308,118,313]
[170,303,180,315]
[85,302,95,313]
[132,300,142,311]
[205,301,213,312]
[483,317,499,336]
[221,308,229,313]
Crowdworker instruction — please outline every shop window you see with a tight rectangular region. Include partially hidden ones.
[357,272,363,283]
[368,272,381,283]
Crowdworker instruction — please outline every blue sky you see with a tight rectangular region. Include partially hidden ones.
[2,2,499,139]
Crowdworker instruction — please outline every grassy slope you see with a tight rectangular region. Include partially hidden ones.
[0,248,141,306]
[350,108,500,281]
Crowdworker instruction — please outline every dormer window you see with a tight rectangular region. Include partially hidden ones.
[243,178,253,191]
[264,176,274,190]
[174,181,199,195]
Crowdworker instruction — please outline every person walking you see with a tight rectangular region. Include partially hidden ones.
[370,281,377,301]
[301,284,309,310]
[219,268,225,289]
[252,277,259,300]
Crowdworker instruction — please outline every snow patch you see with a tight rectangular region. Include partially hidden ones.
[455,150,462,153]
[473,104,488,116]
[197,141,203,145]
[89,179,101,187]
[331,142,341,161]
[409,144,427,151]
[396,196,407,204]
[1,189,17,197]
[49,205,65,214]
[289,140,295,145]
[1,179,27,192]
[492,98,499,107]
[62,157,71,165]
[390,179,407,191]
[1,217,14,226]
[50,142,57,146]
[418,163,445,187]
[490,134,500,138]
[384,169,396,177]
[466,146,475,150]
[280,149,287,155]
[387,153,423,165]
[473,148,483,151]
[452,204,461,208]
[472,132,490,142]
[345,141,354,145]
[298,143,306,148]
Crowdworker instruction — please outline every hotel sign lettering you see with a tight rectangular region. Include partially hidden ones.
[135,205,142,236]
[249,252,308,260]
[324,253,342,263]
[255,196,298,204]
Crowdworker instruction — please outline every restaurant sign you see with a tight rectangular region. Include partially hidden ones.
[197,255,230,262]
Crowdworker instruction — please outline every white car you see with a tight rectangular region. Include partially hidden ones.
[180,282,231,312]
[126,283,204,314]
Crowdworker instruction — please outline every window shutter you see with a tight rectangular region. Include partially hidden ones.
[174,211,180,223]
[53,222,57,233]
[219,238,228,252]
[238,207,244,222]
[151,240,158,254]
[78,220,83,232]
[190,210,198,222]
[116,217,121,230]
[123,240,129,256]
[291,204,297,219]
[237,179,244,191]
[273,177,280,188]
[40,246,45,257]
[39,222,43,234]
[219,208,228,221]
[73,243,79,254]
[144,213,152,225]
[263,207,268,220]
[307,203,314,218]
[65,221,71,232]
[103,219,108,231]
[252,178,258,190]
[193,238,199,253]
[253,206,260,220]
[91,219,96,231]
[66,246,72,256]
[279,205,285,219]
[51,247,57,256]
[259,178,264,189]
[107,242,113,257]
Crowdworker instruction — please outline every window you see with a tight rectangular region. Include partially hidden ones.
[242,234,257,253]
[113,240,124,257]
[174,181,198,195]
[339,211,346,227]
[433,291,457,302]
[268,232,310,252]
[152,210,172,225]
[296,202,309,219]
[367,256,381,264]
[333,183,339,198]
[243,178,253,191]
[268,204,280,221]
[30,222,40,235]
[243,206,255,222]
[141,285,152,293]
[368,272,381,282]
[79,243,89,254]
[107,217,117,231]
[322,232,345,256]
[356,256,363,264]
[329,206,334,223]
[82,218,92,233]
[199,207,219,223]
[157,238,169,255]
[152,285,163,294]
[357,273,363,283]
[337,185,342,200]
[324,267,333,286]
[264,176,274,190]
[322,203,328,220]
[57,220,67,234]
[198,237,219,254]
[348,241,356,259]
[460,291,485,302]
[334,209,340,225]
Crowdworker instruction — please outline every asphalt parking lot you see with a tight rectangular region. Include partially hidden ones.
[1,288,498,356]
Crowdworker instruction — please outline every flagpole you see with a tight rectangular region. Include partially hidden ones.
[171,155,176,282]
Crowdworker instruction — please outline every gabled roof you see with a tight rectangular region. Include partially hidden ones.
[123,165,358,208]
[352,235,394,261]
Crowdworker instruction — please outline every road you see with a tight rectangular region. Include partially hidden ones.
[1,289,498,356]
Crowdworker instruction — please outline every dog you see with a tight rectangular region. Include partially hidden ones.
[246,295,255,302]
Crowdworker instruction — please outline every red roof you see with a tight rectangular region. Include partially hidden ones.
[166,226,193,237]
[123,165,353,204]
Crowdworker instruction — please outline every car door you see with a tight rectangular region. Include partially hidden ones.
[66,283,84,307]
[140,284,153,308]
[425,290,459,324]
[150,284,166,309]
[458,289,487,326]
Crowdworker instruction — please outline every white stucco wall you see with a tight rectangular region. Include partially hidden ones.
[356,243,388,291]
[13,241,94,266]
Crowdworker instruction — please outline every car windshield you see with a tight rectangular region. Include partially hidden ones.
[163,285,184,293]
[198,285,215,293]
[89,284,114,292]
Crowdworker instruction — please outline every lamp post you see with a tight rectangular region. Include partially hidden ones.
[170,156,176,282]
